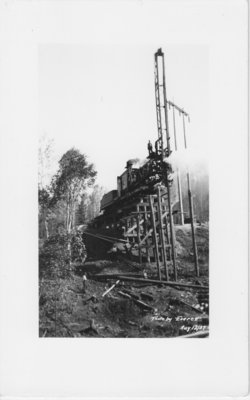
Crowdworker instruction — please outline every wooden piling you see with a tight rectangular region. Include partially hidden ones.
[182,114,199,277]
[166,177,177,281]
[136,205,142,264]
[177,169,184,225]
[143,205,150,263]
[173,105,184,225]
[187,173,199,277]
[157,186,169,280]
[149,195,161,280]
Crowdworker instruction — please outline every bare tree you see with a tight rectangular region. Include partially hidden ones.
[38,134,55,189]
[38,135,55,238]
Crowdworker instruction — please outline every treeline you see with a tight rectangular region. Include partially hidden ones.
[38,136,209,240]
[172,161,209,223]
[38,138,104,239]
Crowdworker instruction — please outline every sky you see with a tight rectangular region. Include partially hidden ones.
[39,44,209,191]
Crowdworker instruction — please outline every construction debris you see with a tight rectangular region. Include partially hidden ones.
[91,273,209,291]
[117,291,155,312]
[102,280,120,297]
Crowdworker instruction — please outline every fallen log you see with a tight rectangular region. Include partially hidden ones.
[118,290,132,300]
[176,298,206,314]
[101,272,144,278]
[117,291,154,311]
[134,299,154,311]
[92,274,209,291]
[121,288,140,300]
[140,292,154,302]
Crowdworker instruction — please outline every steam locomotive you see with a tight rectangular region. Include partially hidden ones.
[100,146,172,214]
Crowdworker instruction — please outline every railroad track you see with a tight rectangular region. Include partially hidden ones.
[84,230,128,244]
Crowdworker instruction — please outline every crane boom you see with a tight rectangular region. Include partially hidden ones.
[154,48,171,160]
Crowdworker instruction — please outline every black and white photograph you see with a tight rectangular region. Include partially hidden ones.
[0,0,248,398]
[38,45,209,338]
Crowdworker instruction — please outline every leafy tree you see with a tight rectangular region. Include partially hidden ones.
[39,187,53,239]
[86,185,105,221]
[75,193,88,226]
[51,148,97,233]
[75,185,105,225]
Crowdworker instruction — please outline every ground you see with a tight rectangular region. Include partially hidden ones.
[39,223,209,338]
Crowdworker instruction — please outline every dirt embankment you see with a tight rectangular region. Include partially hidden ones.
[39,224,209,338]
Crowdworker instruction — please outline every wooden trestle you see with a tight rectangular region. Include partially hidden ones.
[121,185,177,281]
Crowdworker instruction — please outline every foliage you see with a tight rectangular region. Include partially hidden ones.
[39,187,54,239]
[172,162,209,222]
[71,233,87,262]
[39,187,52,209]
[75,193,88,225]
[86,185,105,221]
[74,185,105,226]
[39,233,72,279]
[39,231,87,337]
[39,277,77,337]
[51,148,97,233]
[52,148,96,201]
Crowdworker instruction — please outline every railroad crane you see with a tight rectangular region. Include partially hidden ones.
[87,48,198,281]
[99,49,175,215]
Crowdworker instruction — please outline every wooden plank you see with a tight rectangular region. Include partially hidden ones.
[138,210,168,247]
[102,280,120,297]
[124,218,144,235]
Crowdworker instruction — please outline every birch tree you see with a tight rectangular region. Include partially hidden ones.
[38,135,55,238]
[51,148,96,234]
